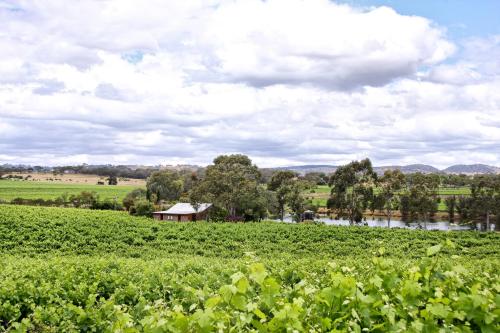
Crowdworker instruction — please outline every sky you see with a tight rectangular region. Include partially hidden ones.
[0,0,499,168]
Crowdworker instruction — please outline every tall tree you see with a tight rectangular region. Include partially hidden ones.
[107,175,118,185]
[146,170,183,204]
[268,170,297,221]
[469,175,499,231]
[189,154,265,220]
[456,195,472,223]
[444,195,456,222]
[287,182,307,222]
[406,173,440,228]
[379,169,405,228]
[327,159,377,224]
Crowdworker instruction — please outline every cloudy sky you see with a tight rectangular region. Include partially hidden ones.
[1,0,499,168]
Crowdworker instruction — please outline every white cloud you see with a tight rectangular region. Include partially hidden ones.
[0,0,499,168]
[198,0,454,89]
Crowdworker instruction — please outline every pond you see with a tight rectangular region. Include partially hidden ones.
[278,215,478,231]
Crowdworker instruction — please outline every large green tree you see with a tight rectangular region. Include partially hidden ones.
[107,175,118,185]
[189,154,266,220]
[405,173,440,228]
[146,170,183,204]
[268,170,297,221]
[379,169,405,228]
[287,182,308,222]
[327,158,377,224]
[469,175,500,231]
[444,195,456,222]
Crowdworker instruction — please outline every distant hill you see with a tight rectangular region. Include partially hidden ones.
[374,164,440,175]
[3,162,500,176]
[277,165,338,174]
[276,164,500,175]
[442,164,500,175]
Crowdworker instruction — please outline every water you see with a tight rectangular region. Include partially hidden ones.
[278,216,473,231]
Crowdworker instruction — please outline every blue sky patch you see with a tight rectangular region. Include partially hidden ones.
[121,50,145,64]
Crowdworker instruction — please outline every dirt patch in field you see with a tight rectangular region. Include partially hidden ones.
[8,173,146,186]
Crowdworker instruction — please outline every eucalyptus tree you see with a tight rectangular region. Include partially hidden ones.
[444,195,456,222]
[146,170,183,204]
[456,196,472,223]
[189,154,265,220]
[379,169,405,228]
[287,181,309,222]
[470,175,500,231]
[406,173,440,228]
[327,158,377,225]
[368,193,385,216]
[107,175,118,185]
[268,170,298,221]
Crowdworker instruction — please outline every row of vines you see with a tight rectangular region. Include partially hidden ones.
[0,205,498,331]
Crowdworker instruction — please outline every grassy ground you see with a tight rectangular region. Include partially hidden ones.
[0,180,142,201]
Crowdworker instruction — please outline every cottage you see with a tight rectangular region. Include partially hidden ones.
[153,203,212,222]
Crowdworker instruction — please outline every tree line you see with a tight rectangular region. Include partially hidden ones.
[3,155,499,229]
[124,155,499,229]
[327,159,500,229]
[123,155,314,222]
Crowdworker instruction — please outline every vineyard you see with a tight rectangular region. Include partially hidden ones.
[0,205,499,331]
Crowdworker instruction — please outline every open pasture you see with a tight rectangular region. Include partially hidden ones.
[3,172,146,186]
[0,180,141,201]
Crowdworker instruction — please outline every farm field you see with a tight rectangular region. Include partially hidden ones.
[3,172,147,186]
[0,205,499,331]
[0,180,142,201]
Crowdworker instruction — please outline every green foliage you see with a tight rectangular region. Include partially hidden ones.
[146,170,183,203]
[131,199,155,217]
[445,195,456,222]
[1,205,499,259]
[189,154,267,221]
[469,175,500,229]
[123,188,148,211]
[0,205,499,331]
[401,173,441,223]
[302,172,329,186]
[268,170,308,222]
[107,175,118,185]
[287,182,308,222]
[378,170,405,226]
[307,185,473,212]
[0,248,498,331]
[69,190,98,208]
[268,170,297,221]
[328,159,377,224]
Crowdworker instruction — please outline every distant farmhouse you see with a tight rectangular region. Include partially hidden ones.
[153,203,212,222]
